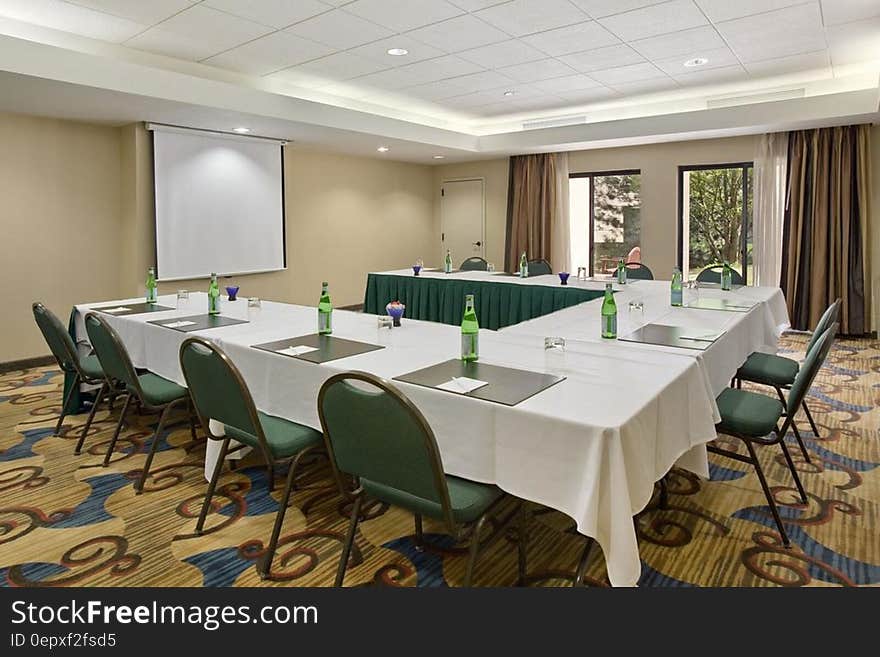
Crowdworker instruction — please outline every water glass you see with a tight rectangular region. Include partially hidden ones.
[247,297,262,320]
[577,266,588,281]
[544,336,566,351]
[176,290,189,310]
[377,315,393,330]
[487,262,496,272]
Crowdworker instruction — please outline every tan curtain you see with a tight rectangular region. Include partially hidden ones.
[505,153,561,272]
[781,124,872,335]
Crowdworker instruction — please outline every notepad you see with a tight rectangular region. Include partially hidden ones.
[678,331,724,343]
[436,376,489,394]
[276,345,319,357]
[102,306,132,313]
[163,320,197,328]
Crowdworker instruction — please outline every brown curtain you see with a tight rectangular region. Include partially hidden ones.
[780,125,872,335]
[505,153,560,272]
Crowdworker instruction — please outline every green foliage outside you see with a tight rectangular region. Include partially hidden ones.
[593,174,641,274]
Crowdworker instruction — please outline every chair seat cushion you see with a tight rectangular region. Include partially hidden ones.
[137,372,188,406]
[716,388,783,438]
[362,475,503,524]
[225,411,323,459]
[79,354,104,381]
[737,352,799,386]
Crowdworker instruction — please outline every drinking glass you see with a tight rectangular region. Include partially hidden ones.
[544,336,566,351]
[176,290,189,310]
[487,262,496,272]
[247,297,262,321]
[577,266,588,281]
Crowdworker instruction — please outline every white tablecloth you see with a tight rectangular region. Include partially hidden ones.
[72,282,788,587]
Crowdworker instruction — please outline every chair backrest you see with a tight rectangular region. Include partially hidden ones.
[84,313,142,395]
[527,259,552,275]
[317,371,456,530]
[179,338,271,457]
[624,262,654,280]
[459,256,488,271]
[785,323,837,422]
[696,265,745,285]
[32,303,79,374]
[805,298,840,356]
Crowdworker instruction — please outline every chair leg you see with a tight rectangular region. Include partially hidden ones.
[413,514,424,551]
[134,401,177,494]
[266,464,275,493]
[658,477,669,510]
[517,503,529,586]
[789,422,811,463]
[743,439,791,548]
[335,495,363,587]
[802,400,821,439]
[776,430,808,504]
[257,458,300,580]
[196,438,230,535]
[102,393,132,467]
[74,381,107,455]
[55,373,80,435]
[573,537,596,588]
[463,513,490,587]
[187,396,198,442]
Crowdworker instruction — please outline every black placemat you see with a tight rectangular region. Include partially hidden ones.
[252,333,384,364]
[147,314,249,332]
[618,324,725,351]
[92,302,174,316]
[394,359,565,406]
[686,297,756,312]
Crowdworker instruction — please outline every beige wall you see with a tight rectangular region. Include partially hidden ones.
[0,112,122,362]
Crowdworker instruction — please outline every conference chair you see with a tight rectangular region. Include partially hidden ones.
[32,302,120,447]
[624,262,653,280]
[318,371,527,587]
[527,259,552,276]
[710,324,836,548]
[736,299,841,459]
[696,264,745,285]
[179,337,324,580]
[459,256,488,271]
[84,313,196,493]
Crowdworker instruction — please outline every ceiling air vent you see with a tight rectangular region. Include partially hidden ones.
[522,114,587,130]
[706,88,805,109]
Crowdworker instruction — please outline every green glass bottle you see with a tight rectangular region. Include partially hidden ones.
[460,294,479,362]
[145,267,158,304]
[721,261,732,291]
[671,267,683,307]
[208,273,221,315]
[318,281,332,334]
[601,283,617,339]
[616,259,627,285]
[519,251,528,278]
[444,249,453,274]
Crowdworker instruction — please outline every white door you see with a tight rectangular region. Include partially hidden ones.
[440,179,484,268]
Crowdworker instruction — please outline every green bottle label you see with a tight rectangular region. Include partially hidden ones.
[601,313,617,339]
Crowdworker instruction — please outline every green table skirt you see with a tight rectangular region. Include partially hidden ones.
[364,273,604,330]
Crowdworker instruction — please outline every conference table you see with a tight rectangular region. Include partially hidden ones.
[71,274,788,588]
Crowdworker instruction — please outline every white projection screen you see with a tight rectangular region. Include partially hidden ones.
[152,126,285,280]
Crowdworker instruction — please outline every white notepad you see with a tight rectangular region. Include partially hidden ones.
[102,306,131,313]
[678,331,724,343]
[276,345,319,356]
[163,320,197,328]
[436,376,489,394]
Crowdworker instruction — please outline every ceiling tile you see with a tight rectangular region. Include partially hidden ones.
[825,17,880,66]
[447,0,508,9]
[588,61,667,84]
[439,69,516,93]
[821,0,880,26]
[716,3,827,63]
[693,0,804,23]
[652,46,739,76]
[125,4,272,60]
[406,14,509,52]
[608,77,679,94]
[395,55,484,83]
[554,86,617,102]
[532,73,603,93]
[284,9,392,49]
[671,63,749,84]
[475,0,588,37]
[559,43,645,72]
[498,57,578,82]
[65,0,194,25]
[342,0,464,32]
[458,39,546,68]
[0,0,146,42]
[203,31,335,74]
[353,67,426,90]
[630,25,726,61]
[290,51,390,79]
[203,0,330,28]
[744,50,831,76]
[598,0,708,41]
[347,35,447,67]
[406,79,472,100]
[570,1,668,19]
[521,20,619,57]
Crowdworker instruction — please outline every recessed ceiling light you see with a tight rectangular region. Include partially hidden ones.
[683,57,708,67]
[232,127,250,133]
[433,155,445,159]
[503,90,516,97]
[377,146,390,153]
[387,48,408,56]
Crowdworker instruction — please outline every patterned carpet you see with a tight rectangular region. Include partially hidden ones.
[1,333,877,587]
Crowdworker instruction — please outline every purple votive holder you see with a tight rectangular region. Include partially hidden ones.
[226,286,240,301]
[558,272,570,285]
[386,302,405,327]
[413,265,422,276]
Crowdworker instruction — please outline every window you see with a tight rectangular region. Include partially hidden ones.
[569,170,641,276]
[678,163,753,283]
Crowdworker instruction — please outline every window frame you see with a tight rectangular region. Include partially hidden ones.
[569,169,641,277]
[677,162,753,284]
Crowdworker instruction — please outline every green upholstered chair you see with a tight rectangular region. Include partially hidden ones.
[459,256,488,271]
[32,302,120,445]
[179,337,324,580]
[84,313,196,493]
[318,371,526,587]
[624,262,653,280]
[696,264,745,285]
[527,259,552,276]
[736,298,841,459]
[711,324,837,547]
